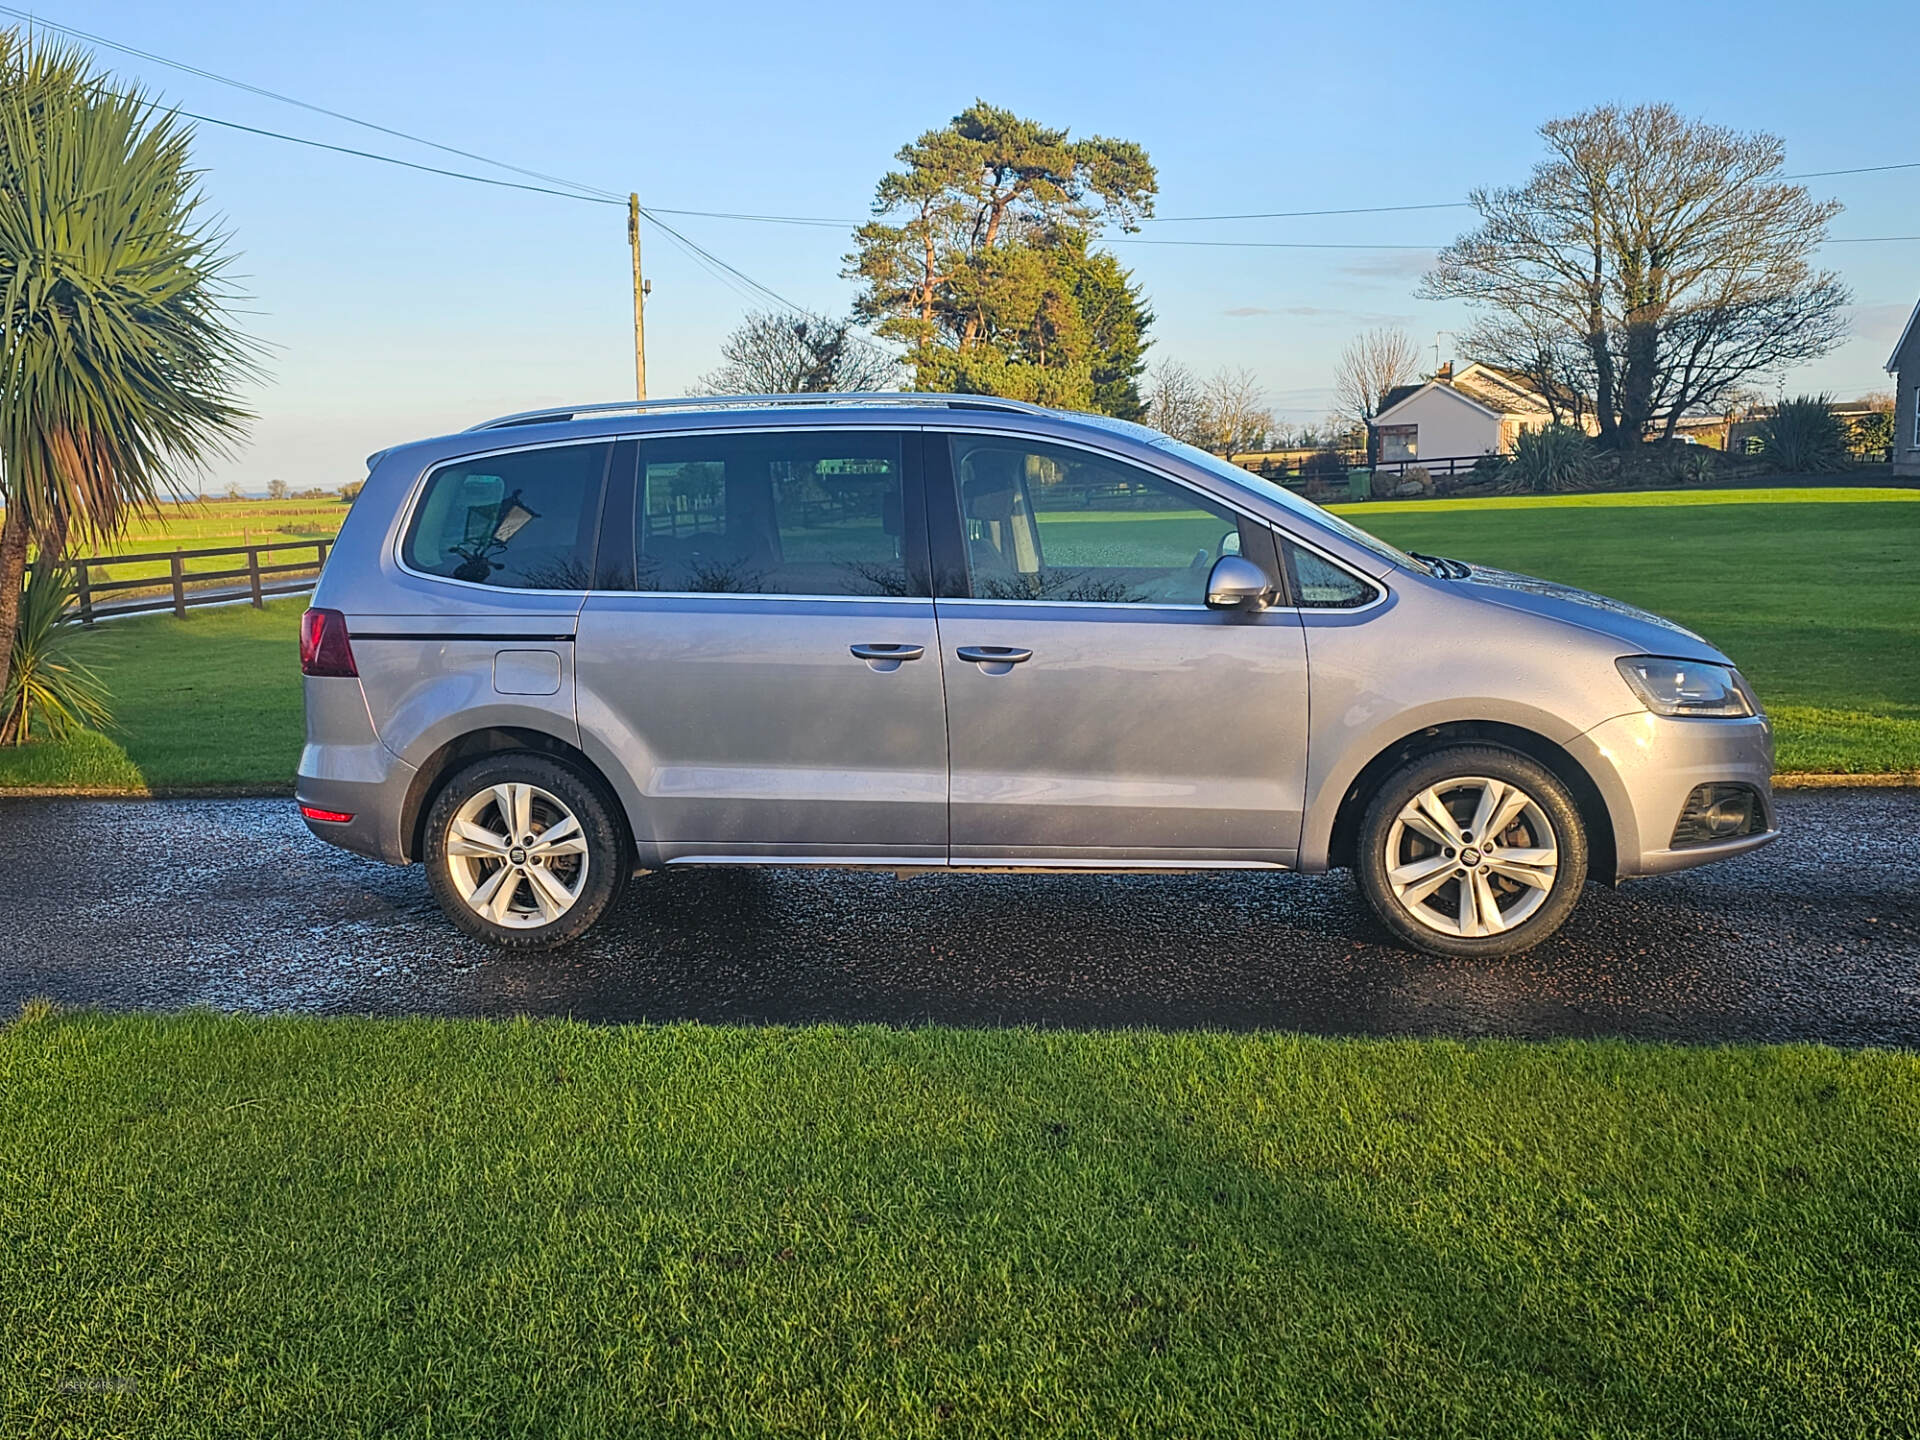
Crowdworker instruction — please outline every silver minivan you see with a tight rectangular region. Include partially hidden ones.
[298,395,1776,957]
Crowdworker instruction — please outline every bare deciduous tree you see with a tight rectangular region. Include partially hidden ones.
[1331,327,1422,441]
[1422,103,1849,445]
[1144,359,1208,445]
[696,311,900,395]
[1200,366,1275,462]
[1145,361,1276,461]
[1460,316,1592,429]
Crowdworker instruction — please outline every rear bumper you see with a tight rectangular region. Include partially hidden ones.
[296,675,413,864]
[1567,711,1777,881]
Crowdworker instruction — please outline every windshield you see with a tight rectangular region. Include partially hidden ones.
[1148,437,1431,574]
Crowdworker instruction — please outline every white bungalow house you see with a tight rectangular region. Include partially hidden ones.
[1887,296,1920,478]
[1370,362,1572,475]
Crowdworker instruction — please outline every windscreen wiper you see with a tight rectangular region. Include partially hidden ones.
[1408,551,1471,579]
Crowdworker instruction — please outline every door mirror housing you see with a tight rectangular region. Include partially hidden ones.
[1205,554,1272,610]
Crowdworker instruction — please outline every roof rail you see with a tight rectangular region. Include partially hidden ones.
[467,392,1052,431]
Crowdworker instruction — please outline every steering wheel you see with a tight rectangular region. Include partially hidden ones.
[1136,548,1215,603]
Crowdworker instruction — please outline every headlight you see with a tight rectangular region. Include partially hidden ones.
[1615,656,1754,718]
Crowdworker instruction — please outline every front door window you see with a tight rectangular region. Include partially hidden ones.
[951,435,1250,604]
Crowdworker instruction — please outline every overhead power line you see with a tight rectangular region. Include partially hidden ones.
[167,107,623,206]
[0,3,621,202]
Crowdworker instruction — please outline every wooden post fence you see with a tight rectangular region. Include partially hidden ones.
[27,537,333,624]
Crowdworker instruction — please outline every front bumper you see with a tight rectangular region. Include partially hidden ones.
[1566,711,1779,881]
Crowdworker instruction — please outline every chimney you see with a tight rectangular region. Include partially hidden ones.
[1435,361,1454,381]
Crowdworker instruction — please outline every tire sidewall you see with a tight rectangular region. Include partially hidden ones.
[423,753,627,949]
[1358,745,1589,958]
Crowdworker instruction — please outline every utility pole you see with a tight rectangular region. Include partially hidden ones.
[628,193,649,399]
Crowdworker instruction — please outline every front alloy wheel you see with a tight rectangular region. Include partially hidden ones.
[1358,745,1588,957]
[424,754,626,948]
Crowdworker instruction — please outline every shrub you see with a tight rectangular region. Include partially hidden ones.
[1755,395,1849,474]
[1299,447,1349,480]
[1,565,111,746]
[1660,444,1717,485]
[1849,409,1894,459]
[1500,423,1594,493]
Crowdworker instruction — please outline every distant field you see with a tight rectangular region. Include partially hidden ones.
[9,498,351,591]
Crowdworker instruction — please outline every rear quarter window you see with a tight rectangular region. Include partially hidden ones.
[403,443,611,590]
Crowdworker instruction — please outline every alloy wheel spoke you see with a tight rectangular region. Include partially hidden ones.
[1471,871,1508,932]
[525,862,577,915]
[467,864,510,910]
[448,818,511,858]
[1400,789,1459,848]
[486,869,525,923]
[1398,865,1456,906]
[1455,866,1481,934]
[1486,786,1532,842]
[1487,851,1557,890]
[529,814,585,857]
[1467,780,1508,842]
[491,783,533,842]
[1414,788,1465,846]
[1390,852,1453,889]
[524,869,561,922]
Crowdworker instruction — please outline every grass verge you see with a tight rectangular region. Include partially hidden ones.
[0,600,303,792]
[2,1011,1916,1438]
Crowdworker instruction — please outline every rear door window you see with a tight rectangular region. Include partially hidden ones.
[624,430,920,597]
[404,442,611,590]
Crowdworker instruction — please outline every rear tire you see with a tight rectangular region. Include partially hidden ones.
[424,753,627,949]
[1356,745,1588,958]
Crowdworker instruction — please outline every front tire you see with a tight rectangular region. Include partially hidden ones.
[424,753,627,949]
[1356,745,1588,958]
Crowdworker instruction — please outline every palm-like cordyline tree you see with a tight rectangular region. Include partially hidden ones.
[0,31,254,730]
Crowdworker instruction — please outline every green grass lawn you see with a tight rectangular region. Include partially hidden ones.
[3,1010,1916,1438]
[1338,487,1920,774]
[0,599,305,792]
[0,488,1914,792]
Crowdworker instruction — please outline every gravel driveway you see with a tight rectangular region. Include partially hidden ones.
[1,789,1914,1045]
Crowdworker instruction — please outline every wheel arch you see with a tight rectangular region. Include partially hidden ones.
[1321,720,1617,885]
[399,726,633,865]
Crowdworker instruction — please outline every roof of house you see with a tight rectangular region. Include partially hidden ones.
[1372,378,1507,426]
[1450,363,1559,415]
[1370,361,1563,428]
[1887,298,1920,374]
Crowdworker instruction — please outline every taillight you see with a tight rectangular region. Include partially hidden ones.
[299,804,355,824]
[299,607,358,677]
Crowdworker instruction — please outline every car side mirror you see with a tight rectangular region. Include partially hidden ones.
[1205,554,1272,611]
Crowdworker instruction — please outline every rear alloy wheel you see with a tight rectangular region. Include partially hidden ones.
[424,754,626,948]
[1357,745,1588,957]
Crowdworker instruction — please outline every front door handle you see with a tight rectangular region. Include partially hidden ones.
[955,645,1033,665]
[850,642,924,669]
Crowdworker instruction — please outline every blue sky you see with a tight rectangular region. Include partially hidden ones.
[17,0,1920,492]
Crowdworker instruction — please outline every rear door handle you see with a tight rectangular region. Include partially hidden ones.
[850,642,924,663]
[955,645,1033,665]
